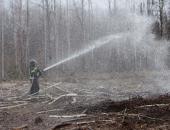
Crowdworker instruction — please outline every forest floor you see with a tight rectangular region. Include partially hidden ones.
[1,71,170,130]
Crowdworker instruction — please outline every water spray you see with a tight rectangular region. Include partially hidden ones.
[43,33,124,72]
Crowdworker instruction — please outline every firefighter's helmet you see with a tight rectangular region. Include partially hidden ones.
[29,59,37,67]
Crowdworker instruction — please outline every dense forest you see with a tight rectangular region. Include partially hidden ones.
[0,0,170,80]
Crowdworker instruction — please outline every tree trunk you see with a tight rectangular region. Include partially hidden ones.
[25,0,30,73]
[1,0,5,79]
[42,0,47,67]
[53,0,58,60]
[66,0,71,56]
[17,0,23,77]
[114,0,117,12]
[159,0,164,37]
[44,0,51,64]
[11,0,18,71]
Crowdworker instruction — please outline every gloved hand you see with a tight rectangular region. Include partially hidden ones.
[40,69,47,77]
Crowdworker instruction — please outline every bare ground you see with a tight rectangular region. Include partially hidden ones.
[1,71,170,130]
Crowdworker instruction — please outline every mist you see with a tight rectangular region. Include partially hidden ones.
[1,0,170,129]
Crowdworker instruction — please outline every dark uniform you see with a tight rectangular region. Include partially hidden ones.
[29,60,42,95]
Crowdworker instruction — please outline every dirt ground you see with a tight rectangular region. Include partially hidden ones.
[1,71,170,130]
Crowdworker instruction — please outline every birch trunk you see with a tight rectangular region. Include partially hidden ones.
[1,0,4,79]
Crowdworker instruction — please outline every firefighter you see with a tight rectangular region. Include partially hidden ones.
[29,59,42,95]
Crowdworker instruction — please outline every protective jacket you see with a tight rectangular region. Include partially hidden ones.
[29,66,42,95]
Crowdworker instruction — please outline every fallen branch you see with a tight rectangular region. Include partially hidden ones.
[41,100,50,104]
[49,114,87,118]
[74,121,96,125]
[24,95,47,100]
[42,94,55,104]
[116,113,164,121]
[51,119,114,130]
[46,94,54,100]
[0,103,28,110]
[7,96,23,100]
[122,108,127,123]
[12,124,28,130]
[12,101,28,104]
[37,109,63,114]
[48,93,78,105]
[53,85,70,93]
[43,82,62,91]
[75,119,115,125]
[59,115,97,123]
[40,115,97,130]
[117,113,139,117]
[139,114,165,121]
[136,103,170,108]
[81,109,87,114]
[52,123,72,130]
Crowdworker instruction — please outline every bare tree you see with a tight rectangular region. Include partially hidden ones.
[87,0,93,40]
[15,0,24,76]
[114,0,117,12]
[53,0,58,60]
[158,0,164,37]
[81,0,85,42]
[66,0,71,56]
[108,0,112,16]
[1,0,5,79]
[10,0,18,72]
[147,0,151,15]
[25,0,30,71]
[42,0,47,66]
